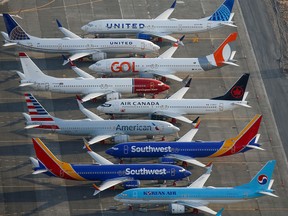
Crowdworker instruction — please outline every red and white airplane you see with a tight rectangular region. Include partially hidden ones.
[16,53,169,102]
[89,33,238,82]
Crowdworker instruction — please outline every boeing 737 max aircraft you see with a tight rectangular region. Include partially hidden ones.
[81,0,236,43]
[30,138,191,195]
[17,53,169,102]
[106,115,264,167]
[1,14,159,64]
[89,33,238,82]
[97,74,251,123]
[115,160,277,215]
[23,93,179,145]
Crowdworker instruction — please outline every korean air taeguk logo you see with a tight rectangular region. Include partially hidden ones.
[257,174,268,185]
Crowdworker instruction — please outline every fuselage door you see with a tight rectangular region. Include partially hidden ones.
[141,42,145,50]
[171,168,175,176]
[124,145,129,155]
[219,103,224,111]
[45,83,49,90]
[133,191,138,198]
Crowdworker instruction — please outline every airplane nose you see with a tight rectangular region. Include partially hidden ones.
[105,148,113,155]
[114,194,121,201]
[163,84,170,91]
[173,125,180,132]
[81,25,88,32]
[153,44,160,51]
[96,105,103,112]
[88,64,96,71]
[185,170,192,177]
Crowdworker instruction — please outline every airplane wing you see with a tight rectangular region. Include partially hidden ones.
[153,71,182,82]
[154,0,176,20]
[88,134,114,145]
[177,128,198,142]
[158,35,185,59]
[154,111,192,124]
[93,177,133,196]
[83,139,114,165]
[67,59,95,79]
[76,97,104,120]
[63,52,95,65]
[81,92,111,102]
[56,19,82,39]
[168,78,191,99]
[165,154,206,167]
[188,164,212,188]
[176,201,222,216]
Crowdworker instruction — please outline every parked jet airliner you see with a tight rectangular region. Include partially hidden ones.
[115,160,277,215]
[97,74,251,124]
[106,115,264,167]
[89,33,238,82]
[30,138,191,195]
[1,14,159,64]
[23,93,179,145]
[81,0,236,43]
[17,53,169,102]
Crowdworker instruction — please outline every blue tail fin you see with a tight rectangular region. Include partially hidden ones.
[2,13,30,40]
[237,160,276,190]
[208,0,234,21]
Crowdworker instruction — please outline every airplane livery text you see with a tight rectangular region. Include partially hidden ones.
[116,124,154,131]
[125,168,167,175]
[111,62,139,73]
[106,23,145,29]
[131,146,172,153]
[120,101,160,106]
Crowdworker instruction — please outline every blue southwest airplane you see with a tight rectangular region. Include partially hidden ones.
[114,160,277,215]
[30,138,191,195]
[106,115,264,167]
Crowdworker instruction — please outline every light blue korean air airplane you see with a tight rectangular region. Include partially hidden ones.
[114,160,277,215]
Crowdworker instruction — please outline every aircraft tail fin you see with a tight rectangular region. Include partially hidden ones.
[208,0,234,21]
[236,160,277,195]
[2,13,30,40]
[212,73,249,101]
[19,53,49,81]
[212,32,238,67]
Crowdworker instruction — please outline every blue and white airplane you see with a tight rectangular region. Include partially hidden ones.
[114,160,277,215]
[1,14,159,64]
[106,115,264,167]
[81,0,236,43]
[30,138,191,195]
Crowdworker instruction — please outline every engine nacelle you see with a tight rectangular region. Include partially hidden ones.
[106,92,121,101]
[137,33,153,41]
[159,157,177,164]
[92,52,107,61]
[169,204,185,214]
[113,134,129,143]
[122,180,140,189]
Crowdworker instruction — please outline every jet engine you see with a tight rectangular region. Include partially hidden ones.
[159,157,177,164]
[113,135,129,143]
[106,92,121,101]
[122,180,140,189]
[168,204,185,214]
[137,33,153,41]
[91,52,107,61]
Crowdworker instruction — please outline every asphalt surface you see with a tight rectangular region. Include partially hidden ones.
[0,0,288,215]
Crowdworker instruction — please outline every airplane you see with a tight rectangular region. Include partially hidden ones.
[106,115,264,167]
[30,138,192,195]
[23,93,180,145]
[89,33,238,82]
[81,0,236,43]
[97,74,251,124]
[1,14,160,65]
[114,160,277,215]
[16,52,170,102]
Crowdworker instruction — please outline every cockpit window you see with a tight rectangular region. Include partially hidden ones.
[101,103,112,107]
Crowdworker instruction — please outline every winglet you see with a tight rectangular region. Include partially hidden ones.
[216,208,224,216]
[174,35,185,46]
[92,184,100,196]
[56,19,62,28]
[76,95,83,103]
[171,0,176,9]
[83,138,92,151]
[68,59,76,67]
[205,162,213,168]
[185,78,192,87]
[192,116,200,128]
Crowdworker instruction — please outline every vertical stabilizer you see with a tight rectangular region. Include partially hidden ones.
[2,14,30,40]
[208,0,234,21]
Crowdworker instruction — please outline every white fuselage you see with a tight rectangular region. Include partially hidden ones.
[97,99,245,115]
[91,56,216,74]
[11,36,158,54]
[82,19,230,35]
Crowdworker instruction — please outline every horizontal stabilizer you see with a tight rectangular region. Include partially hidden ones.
[32,169,48,175]
[222,61,239,67]
[246,145,265,151]
[233,102,252,108]
[258,191,278,198]
[25,124,40,129]
[20,82,34,87]
[3,42,17,47]
[220,22,237,28]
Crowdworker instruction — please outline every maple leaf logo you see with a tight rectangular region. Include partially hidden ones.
[230,86,244,99]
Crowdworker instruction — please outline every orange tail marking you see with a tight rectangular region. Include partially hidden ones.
[213,32,238,66]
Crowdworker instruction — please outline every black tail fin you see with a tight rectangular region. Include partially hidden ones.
[212,73,249,101]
